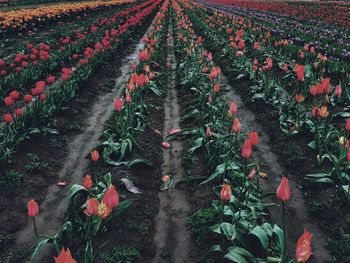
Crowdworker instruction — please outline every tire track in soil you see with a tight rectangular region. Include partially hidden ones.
[14,18,157,262]
[219,74,330,262]
[152,20,192,263]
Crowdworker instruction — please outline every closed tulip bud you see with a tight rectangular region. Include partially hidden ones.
[39,94,46,101]
[131,62,136,72]
[241,139,252,159]
[27,199,39,217]
[295,229,312,263]
[83,175,93,190]
[346,119,350,132]
[208,95,213,104]
[102,184,119,209]
[125,91,132,104]
[220,183,231,201]
[90,150,99,162]
[206,126,212,137]
[229,101,237,115]
[84,198,99,216]
[334,85,342,97]
[339,136,345,147]
[295,94,304,103]
[114,98,123,112]
[232,118,241,133]
[276,176,291,202]
[248,131,259,146]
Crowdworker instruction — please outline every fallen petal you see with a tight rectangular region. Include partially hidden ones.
[162,141,171,148]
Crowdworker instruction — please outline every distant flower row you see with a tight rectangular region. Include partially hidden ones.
[0,0,134,31]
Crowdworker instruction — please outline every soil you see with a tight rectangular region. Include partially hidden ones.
[152,20,192,263]
[0,12,157,262]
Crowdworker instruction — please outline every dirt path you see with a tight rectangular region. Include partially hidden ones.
[219,75,330,262]
[14,20,156,262]
[152,20,192,263]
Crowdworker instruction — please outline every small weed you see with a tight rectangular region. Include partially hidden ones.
[308,200,327,217]
[0,170,23,188]
[128,220,151,236]
[100,245,140,263]
[25,153,48,172]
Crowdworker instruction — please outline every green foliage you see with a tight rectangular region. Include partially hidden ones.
[0,170,23,188]
[187,204,220,243]
[327,228,350,263]
[25,153,48,172]
[100,245,140,263]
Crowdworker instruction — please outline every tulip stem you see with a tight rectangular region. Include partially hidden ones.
[33,217,39,237]
[282,201,287,255]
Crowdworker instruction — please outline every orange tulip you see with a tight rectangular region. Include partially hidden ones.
[84,198,99,216]
[54,248,76,263]
[276,176,291,202]
[295,229,313,262]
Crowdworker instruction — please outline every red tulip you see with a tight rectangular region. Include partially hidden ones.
[241,139,252,159]
[90,150,99,162]
[248,131,259,146]
[229,101,237,115]
[125,92,132,104]
[102,184,119,209]
[4,96,14,106]
[27,199,39,217]
[9,90,20,100]
[24,94,33,103]
[295,229,313,262]
[114,98,123,112]
[54,248,77,263]
[84,198,99,216]
[232,118,241,133]
[131,62,136,71]
[39,94,46,101]
[83,175,93,190]
[220,183,231,201]
[276,176,291,202]
[15,108,23,116]
[345,119,350,132]
[46,75,56,84]
[3,113,13,123]
[334,85,342,97]
[213,83,220,93]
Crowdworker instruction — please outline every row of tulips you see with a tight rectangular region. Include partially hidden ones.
[180,1,350,201]
[171,0,311,262]
[27,1,169,262]
[0,0,162,165]
[204,0,350,28]
[0,0,157,101]
[0,0,133,33]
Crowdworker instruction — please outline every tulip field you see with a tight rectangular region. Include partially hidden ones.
[0,0,349,262]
